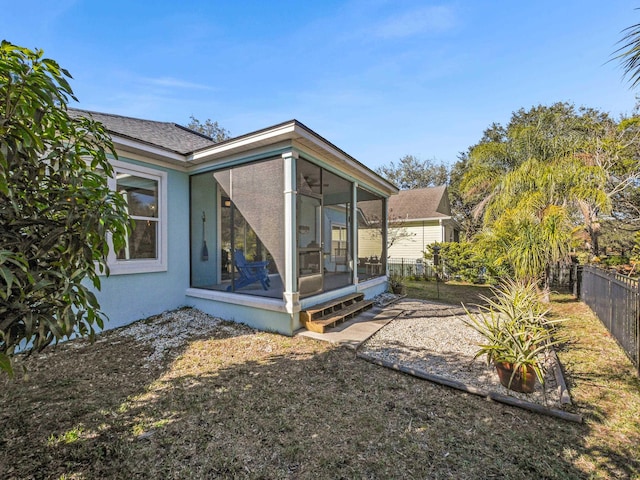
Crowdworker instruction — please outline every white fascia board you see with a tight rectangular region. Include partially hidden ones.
[188,122,298,164]
[111,134,188,167]
[390,216,453,223]
[112,148,189,172]
[293,127,398,196]
[186,141,293,174]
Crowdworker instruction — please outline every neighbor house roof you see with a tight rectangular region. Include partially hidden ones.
[69,108,218,155]
[388,186,451,221]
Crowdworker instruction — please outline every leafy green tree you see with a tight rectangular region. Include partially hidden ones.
[574,112,640,254]
[187,116,231,143]
[476,155,606,297]
[447,152,482,240]
[455,103,627,296]
[494,207,572,296]
[631,231,640,266]
[457,102,639,257]
[376,154,449,190]
[459,103,600,215]
[0,41,130,376]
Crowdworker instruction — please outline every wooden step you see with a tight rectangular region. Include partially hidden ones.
[302,298,375,334]
[300,292,365,324]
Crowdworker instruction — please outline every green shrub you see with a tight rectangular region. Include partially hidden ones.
[602,255,630,267]
[0,41,131,376]
[425,242,503,283]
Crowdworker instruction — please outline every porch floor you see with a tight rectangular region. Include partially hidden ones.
[199,272,362,299]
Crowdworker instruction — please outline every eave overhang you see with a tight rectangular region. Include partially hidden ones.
[188,120,398,196]
[389,216,461,230]
[110,119,399,197]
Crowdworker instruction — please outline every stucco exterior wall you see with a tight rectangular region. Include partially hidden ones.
[93,156,190,331]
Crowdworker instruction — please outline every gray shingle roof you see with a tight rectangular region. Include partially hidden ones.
[68,108,217,155]
[388,186,450,221]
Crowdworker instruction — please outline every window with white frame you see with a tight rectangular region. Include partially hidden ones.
[107,161,168,274]
[331,224,348,260]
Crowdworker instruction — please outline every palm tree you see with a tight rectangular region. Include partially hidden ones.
[614,18,640,88]
[470,155,609,299]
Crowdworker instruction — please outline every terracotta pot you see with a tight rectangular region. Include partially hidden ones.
[391,285,405,295]
[495,362,537,393]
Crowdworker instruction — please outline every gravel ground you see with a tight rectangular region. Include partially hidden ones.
[360,298,564,409]
[99,308,247,368]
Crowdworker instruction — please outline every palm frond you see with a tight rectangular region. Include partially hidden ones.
[613,20,640,88]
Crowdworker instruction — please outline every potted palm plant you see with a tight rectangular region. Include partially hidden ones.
[462,280,560,393]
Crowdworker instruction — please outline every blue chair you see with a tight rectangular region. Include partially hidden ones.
[227,249,271,291]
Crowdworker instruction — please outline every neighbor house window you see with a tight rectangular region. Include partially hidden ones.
[107,160,168,274]
[331,224,347,259]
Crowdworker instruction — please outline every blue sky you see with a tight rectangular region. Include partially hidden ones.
[2,1,639,170]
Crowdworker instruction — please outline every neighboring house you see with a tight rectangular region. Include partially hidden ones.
[69,109,398,335]
[385,186,459,260]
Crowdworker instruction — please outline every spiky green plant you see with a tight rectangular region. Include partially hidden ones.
[462,279,563,389]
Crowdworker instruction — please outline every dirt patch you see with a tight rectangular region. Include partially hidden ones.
[1,299,638,479]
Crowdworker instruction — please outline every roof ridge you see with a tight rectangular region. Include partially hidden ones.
[68,107,175,126]
[173,123,215,141]
[68,107,218,155]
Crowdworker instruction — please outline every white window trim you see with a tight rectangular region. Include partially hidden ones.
[331,222,348,260]
[107,160,168,275]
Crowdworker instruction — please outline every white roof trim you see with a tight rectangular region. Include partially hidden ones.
[111,134,186,165]
[188,123,297,163]
[188,121,397,196]
[389,216,453,223]
[293,127,397,195]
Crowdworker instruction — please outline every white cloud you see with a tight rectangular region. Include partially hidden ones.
[138,76,215,91]
[375,5,457,38]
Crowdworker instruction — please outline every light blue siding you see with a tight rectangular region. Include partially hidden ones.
[185,294,295,335]
[190,173,218,287]
[93,158,190,331]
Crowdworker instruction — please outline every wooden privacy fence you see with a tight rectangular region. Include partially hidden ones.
[580,265,640,375]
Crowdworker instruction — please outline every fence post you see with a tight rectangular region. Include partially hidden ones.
[609,272,613,333]
[637,281,640,377]
[573,265,582,298]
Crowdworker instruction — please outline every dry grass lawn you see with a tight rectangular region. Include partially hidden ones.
[1,287,639,479]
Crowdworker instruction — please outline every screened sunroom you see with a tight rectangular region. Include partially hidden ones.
[189,155,388,301]
[181,120,397,334]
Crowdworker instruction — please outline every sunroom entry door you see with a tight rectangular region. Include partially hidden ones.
[297,193,323,297]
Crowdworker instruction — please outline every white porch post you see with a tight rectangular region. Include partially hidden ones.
[283,151,300,316]
[439,218,445,242]
[383,196,389,276]
[352,182,359,285]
